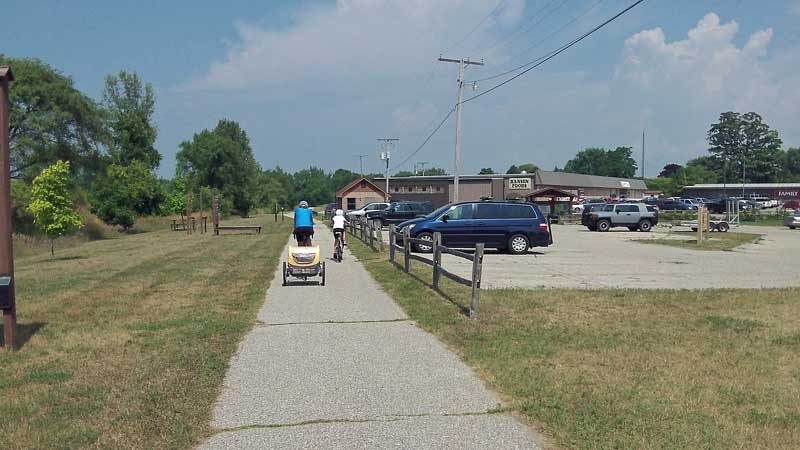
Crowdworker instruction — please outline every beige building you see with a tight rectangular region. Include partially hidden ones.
[335,177,389,211]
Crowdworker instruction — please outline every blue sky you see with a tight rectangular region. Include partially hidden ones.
[3,0,800,178]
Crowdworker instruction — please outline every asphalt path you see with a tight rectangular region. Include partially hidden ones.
[198,223,541,449]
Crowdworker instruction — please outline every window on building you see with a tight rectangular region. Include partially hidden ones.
[347,198,356,210]
[421,186,428,192]
[360,181,367,188]
[407,187,413,192]
[394,187,400,193]
[435,186,442,192]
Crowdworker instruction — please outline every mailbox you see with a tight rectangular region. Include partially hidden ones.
[0,273,11,310]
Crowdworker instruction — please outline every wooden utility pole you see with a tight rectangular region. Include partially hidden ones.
[0,66,17,351]
[212,195,220,235]
[438,56,483,202]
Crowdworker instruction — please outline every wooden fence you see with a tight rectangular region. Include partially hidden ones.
[347,217,383,252]
[388,225,483,319]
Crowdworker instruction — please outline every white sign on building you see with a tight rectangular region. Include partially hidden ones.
[508,178,531,190]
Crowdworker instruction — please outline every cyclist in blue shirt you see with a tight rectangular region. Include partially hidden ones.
[294,201,314,245]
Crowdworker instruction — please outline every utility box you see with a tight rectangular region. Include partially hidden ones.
[0,274,12,310]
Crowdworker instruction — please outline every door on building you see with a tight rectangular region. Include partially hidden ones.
[347,197,356,210]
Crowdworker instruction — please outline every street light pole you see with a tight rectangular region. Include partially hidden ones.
[378,139,398,201]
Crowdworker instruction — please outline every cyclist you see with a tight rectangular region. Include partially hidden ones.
[331,209,348,256]
[293,201,314,246]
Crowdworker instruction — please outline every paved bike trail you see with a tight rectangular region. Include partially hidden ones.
[197,223,541,449]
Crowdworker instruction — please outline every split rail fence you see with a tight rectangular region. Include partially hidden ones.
[347,218,484,318]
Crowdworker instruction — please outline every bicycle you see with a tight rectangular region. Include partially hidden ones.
[333,229,344,262]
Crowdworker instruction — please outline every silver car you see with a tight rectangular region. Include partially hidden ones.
[785,211,800,230]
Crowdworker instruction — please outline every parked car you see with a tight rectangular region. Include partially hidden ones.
[580,203,608,226]
[584,203,659,232]
[785,210,800,229]
[345,202,389,220]
[657,199,695,211]
[366,201,433,226]
[783,200,800,210]
[571,198,605,214]
[396,200,551,254]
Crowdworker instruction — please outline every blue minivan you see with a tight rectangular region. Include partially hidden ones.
[397,200,552,254]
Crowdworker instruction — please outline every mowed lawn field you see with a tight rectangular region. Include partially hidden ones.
[0,217,291,450]
[348,236,800,450]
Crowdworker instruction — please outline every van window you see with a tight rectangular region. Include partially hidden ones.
[507,204,536,218]
[475,203,504,219]
[616,205,638,213]
[603,205,615,212]
[448,204,474,220]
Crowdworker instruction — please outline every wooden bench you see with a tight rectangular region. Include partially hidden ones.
[214,225,262,235]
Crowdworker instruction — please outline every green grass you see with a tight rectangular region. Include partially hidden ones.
[348,236,800,450]
[0,215,291,450]
[638,231,762,251]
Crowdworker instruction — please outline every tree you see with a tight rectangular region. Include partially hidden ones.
[478,167,495,174]
[506,163,538,174]
[563,147,637,178]
[0,55,107,183]
[258,167,294,209]
[92,161,163,230]
[28,161,83,256]
[658,164,683,178]
[103,71,161,170]
[177,120,260,216]
[423,167,448,176]
[708,111,783,183]
[291,167,332,206]
[781,148,800,182]
[393,170,415,177]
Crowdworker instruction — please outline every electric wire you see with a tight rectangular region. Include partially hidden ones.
[469,0,605,83]
[481,0,565,55]
[442,0,508,54]
[390,107,456,171]
[461,0,646,105]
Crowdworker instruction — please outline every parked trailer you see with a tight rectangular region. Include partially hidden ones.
[680,220,731,232]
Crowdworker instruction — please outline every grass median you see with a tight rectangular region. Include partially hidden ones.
[0,216,291,450]
[348,234,800,450]
[638,231,762,251]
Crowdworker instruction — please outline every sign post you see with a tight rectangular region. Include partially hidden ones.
[0,66,17,351]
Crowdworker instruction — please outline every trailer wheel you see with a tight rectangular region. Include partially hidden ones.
[282,262,287,286]
[717,222,730,232]
[320,262,326,286]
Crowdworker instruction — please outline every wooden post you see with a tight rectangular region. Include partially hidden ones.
[377,226,383,252]
[367,220,374,249]
[0,67,16,350]
[360,219,365,241]
[274,203,278,222]
[186,192,193,235]
[212,195,220,235]
[199,191,205,233]
[432,232,442,289]
[470,244,484,319]
[389,225,396,262]
[403,227,411,273]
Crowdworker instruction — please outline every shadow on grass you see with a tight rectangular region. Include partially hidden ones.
[0,322,46,350]
[388,260,471,318]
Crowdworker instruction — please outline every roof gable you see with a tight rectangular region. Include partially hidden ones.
[335,177,387,198]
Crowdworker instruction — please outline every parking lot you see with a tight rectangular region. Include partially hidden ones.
[427,225,800,289]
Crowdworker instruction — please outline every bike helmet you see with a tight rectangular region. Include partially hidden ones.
[299,201,309,208]
[335,209,344,216]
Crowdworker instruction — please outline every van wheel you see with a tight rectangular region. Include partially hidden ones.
[597,220,611,232]
[414,232,434,253]
[508,234,530,254]
[638,220,652,232]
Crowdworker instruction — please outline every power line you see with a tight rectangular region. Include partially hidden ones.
[470,0,605,84]
[461,0,647,105]
[391,107,456,172]
[481,0,564,55]
[442,0,508,54]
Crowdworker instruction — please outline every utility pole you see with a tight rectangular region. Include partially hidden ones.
[641,129,645,179]
[354,154,368,177]
[439,56,483,202]
[416,161,429,176]
[0,66,16,351]
[378,139,398,201]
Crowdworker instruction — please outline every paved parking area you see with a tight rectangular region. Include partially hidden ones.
[430,225,800,289]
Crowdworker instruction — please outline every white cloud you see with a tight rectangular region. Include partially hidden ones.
[183,0,524,91]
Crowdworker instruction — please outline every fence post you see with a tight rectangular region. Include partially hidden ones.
[432,232,441,289]
[367,220,374,249]
[403,227,411,273]
[389,225,396,262]
[377,226,383,252]
[470,244,484,319]
[360,219,365,241]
